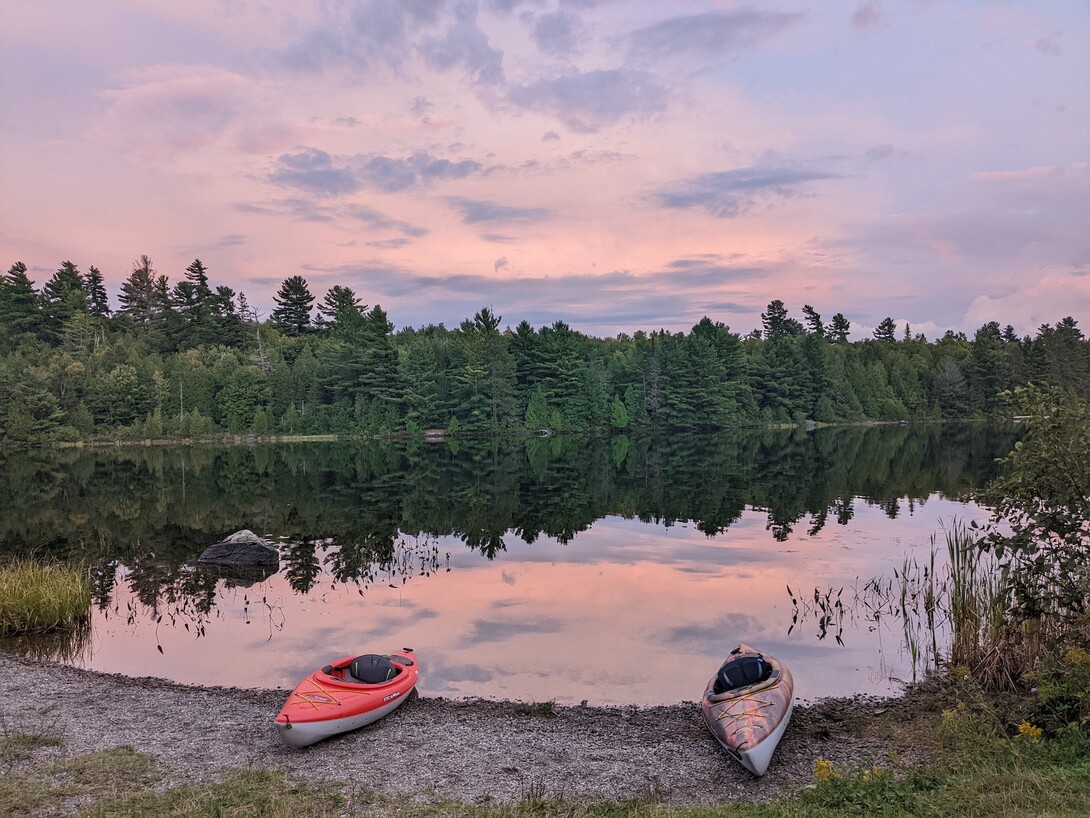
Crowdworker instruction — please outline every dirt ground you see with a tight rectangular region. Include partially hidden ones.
[0,651,948,809]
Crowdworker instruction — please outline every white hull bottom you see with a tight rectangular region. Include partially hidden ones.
[715,700,794,776]
[276,693,410,748]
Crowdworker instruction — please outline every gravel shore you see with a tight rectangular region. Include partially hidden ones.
[0,651,915,808]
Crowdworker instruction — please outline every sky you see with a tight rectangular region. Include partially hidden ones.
[1,1,1087,340]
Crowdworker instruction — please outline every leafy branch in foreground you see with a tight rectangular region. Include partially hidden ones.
[980,385,1090,625]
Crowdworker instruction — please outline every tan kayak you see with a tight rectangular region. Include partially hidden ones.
[700,644,794,776]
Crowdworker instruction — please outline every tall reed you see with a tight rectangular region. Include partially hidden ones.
[796,520,1045,690]
[0,559,92,634]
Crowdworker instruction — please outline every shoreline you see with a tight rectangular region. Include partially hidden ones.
[0,651,939,808]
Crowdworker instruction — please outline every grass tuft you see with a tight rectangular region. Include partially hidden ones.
[513,700,558,718]
[0,559,92,635]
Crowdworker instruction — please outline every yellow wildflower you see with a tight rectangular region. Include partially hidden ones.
[1018,721,1043,740]
[814,758,837,782]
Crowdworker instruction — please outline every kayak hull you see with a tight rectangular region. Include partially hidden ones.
[700,644,794,776]
[275,649,419,749]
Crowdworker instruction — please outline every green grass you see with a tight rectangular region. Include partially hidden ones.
[0,732,62,762]
[0,715,1086,818]
[0,559,91,635]
[78,769,354,818]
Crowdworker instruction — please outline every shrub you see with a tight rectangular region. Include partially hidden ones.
[1029,644,1090,736]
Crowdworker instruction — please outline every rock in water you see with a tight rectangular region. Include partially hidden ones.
[198,530,279,568]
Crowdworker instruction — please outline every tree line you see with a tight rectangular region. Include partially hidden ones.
[1,256,1088,443]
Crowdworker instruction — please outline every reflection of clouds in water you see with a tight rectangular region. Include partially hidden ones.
[424,660,495,694]
[82,492,990,702]
[279,606,440,646]
[373,597,423,608]
[659,613,765,657]
[458,616,565,647]
[359,607,440,635]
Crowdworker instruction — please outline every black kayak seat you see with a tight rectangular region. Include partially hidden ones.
[348,654,400,684]
[713,654,772,694]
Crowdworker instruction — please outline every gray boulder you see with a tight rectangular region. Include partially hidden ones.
[198,529,279,568]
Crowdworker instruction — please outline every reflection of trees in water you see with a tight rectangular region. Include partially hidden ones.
[283,541,321,594]
[0,426,1017,566]
[89,560,284,653]
[286,535,449,595]
[0,424,1017,633]
[0,619,92,664]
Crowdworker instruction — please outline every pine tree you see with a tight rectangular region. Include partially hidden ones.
[873,317,897,343]
[761,300,803,340]
[271,275,315,335]
[41,260,89,337]
[85,266,111,318]
[802,304,825,336]
[185,258,211,294]
[0,262,41,349]
[317,285,366,335]
[828,313,851,344]
[118,256,157,325]
[171,259,215,346]
[209,285,247,348]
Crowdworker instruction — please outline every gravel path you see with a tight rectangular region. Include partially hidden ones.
[0,652,901,808]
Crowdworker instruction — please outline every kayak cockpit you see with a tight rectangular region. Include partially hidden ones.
[319,652,415,686]
[707,646,782,700]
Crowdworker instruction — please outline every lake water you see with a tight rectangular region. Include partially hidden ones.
[0,424,1017,705]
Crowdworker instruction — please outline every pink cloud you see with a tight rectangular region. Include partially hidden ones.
[96,65,266,155]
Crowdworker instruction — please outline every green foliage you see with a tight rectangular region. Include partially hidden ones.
[761,299,803,340]
[252,406,269,435]
[610,395,631,429]
[1030,646,1090,735]
[0,262,42,350]
[117,255,159,326]
[802,761,925,816]
[828,312,851,344]
[40,260,89,341]
[873,317,898,343]
[981,385,1090,621]
[525,386,551,430]
[3,266,1090,442]
[271,275,315,336]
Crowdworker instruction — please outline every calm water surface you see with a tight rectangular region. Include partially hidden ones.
[0,425,1015,705]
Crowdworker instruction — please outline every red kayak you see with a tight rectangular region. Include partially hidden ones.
[274,648,419,748]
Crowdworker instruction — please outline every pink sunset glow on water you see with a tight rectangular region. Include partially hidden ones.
[79,498,988,705]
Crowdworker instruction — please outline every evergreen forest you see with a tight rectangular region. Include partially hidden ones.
[2,257,1088,443]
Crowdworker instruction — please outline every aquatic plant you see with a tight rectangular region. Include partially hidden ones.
[791,520,1025,688]
[0,559,91,634]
